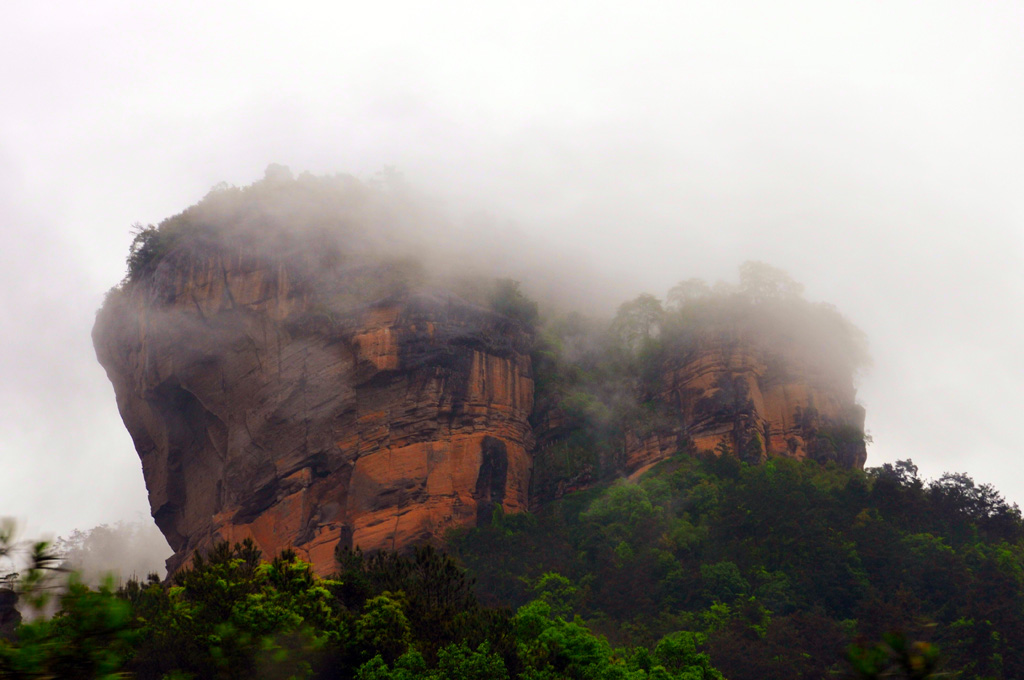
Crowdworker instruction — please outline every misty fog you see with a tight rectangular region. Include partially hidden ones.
[1,0,1022,571]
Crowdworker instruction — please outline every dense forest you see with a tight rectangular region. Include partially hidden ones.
[3,453,1022,678]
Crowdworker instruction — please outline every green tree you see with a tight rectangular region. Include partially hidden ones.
[654,631,722,680]
[611,294,664,353]
[434,641,509,680]
[357,593,413,663]
[0,578,135,680]
[531,572,578,620]
[489,278,540,326]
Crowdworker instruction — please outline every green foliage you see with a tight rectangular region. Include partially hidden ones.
[7,449,1021,679]
[699,562,748,603]
[653,631,721,679]
[0,578,136,679]
[355,641,508,680]
[511,599,719,680]
[450,455,1024,679]
[0,527,135,677]
[489,279,540,326]
[332,543,504,664]
[434,641,509,680]
[356,650,427,680]
[124,540,338,679]
[528,261,869,505]
[125,223,172,281]
[531,572,579,620]
[357,593,413,663]
[529,315,637,495]
[611,294,664,354]
[0,526,731,679]
[0,523,66,624]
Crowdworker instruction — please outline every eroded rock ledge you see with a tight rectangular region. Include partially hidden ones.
[94,246,534,574]
[623,340,866,477]
[94,176,867,575]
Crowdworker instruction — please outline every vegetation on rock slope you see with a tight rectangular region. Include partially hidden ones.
[104,169,874,500]
[451,454,1024,678]
[3,454,1021,678]
[528,260,871,497]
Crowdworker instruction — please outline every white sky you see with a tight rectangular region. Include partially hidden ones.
[2,1,1023,540]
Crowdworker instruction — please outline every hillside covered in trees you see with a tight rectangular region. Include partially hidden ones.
[3,454,1022,678]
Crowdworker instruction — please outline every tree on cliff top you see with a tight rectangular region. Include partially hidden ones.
[488,279,539,326]
[659,261,869,381]
[611,293,663,353]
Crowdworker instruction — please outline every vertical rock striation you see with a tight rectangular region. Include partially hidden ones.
[93,173,868,575]
[94,245,534,574]
[624,335,866,476]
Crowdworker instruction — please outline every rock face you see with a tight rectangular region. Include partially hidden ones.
[624,336,866,477]
[96,241,867,574]
[94,182,867,576]
[94,246,534,574]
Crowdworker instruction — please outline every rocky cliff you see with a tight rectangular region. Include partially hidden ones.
[94,244,534,574]
[623,337,867,477]
[94,171,867,575]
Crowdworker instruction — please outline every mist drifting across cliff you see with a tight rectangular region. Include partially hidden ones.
[1,1,1023,545]
[115,164,631,321]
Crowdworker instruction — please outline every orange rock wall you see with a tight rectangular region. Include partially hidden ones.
[625,341,866,477]
[95,244,866,575]
[94,247,534,575]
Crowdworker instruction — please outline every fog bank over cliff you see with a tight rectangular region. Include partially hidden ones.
[89,172,871,571]
[1,1,1022,542]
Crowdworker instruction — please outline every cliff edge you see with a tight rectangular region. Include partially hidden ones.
[94,236,534,574]
[94,171,868,574]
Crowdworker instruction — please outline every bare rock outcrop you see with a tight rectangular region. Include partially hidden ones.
[625,336,866,476]
[94,245,534,574]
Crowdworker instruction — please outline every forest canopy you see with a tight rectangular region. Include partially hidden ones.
[3,455,1021,678]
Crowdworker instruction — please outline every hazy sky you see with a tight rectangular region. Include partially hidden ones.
[2,1,1022,541]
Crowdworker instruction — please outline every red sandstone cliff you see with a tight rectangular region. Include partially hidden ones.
[624,334,866,477]
[94,245,534,575]
[93,173,868,575]
[96,248,866,573]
